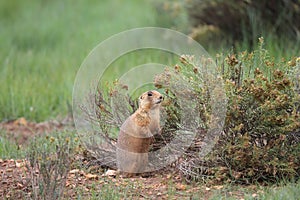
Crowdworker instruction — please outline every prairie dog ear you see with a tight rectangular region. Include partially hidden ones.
[147,91,153,96]
[138,94,144,107]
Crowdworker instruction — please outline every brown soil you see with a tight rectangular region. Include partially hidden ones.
[0,158,214,199]
[0,118,254,199]
[0,117,73,144]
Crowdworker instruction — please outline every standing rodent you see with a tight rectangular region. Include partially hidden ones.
[116,90,163,176]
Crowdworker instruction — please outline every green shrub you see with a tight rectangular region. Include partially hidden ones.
[151,0,189,31]
[186,0,300,43]
[155,38,300,184]
[214,40,300,183]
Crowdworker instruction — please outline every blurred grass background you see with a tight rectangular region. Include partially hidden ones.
[0,0,299,122]
[0,0,159,121]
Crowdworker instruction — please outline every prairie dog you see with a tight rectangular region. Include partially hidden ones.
[116,90,163,175]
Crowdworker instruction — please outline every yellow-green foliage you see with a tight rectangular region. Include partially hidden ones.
[215,41,300,183]
[156,39,300,183]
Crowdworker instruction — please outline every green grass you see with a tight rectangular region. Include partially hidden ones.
[208,181,300,200]
[0,0,162,122]
[205,34,300,61]
[0,131,25,159]
[1,0,299,122]
[258,181,300,200]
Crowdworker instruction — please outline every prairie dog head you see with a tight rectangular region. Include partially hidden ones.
[139,90,163,110]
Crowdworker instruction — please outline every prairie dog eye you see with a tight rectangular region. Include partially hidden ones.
[147,92,153,96]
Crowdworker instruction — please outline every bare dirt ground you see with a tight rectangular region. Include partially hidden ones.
[0,117,72,144]
[0,158,214,199]
[0,118,252,199]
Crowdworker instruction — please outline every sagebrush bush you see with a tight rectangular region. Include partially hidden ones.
[215,42,300,183]
[155,38,300,184]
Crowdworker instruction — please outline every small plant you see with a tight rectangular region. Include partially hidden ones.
[26,132,79,200]
[0,130,24,159]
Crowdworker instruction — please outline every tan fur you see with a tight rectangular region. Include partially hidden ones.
[116,90,163,176]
